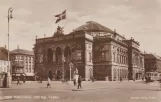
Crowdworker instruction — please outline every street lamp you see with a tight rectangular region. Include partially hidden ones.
[62,56,65,80]
[7,7,13,87]
[69,62,73,81]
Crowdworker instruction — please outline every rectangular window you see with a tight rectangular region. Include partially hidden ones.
[89,52,92,62]
[101,52,105,60]
[117,54,119,63]
[26,68,28,72]
[120,55,121,64]
[113,53,115,62]
[77,52,82,60]
[118,55,120,63]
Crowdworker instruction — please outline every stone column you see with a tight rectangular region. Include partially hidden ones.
[53,53,55,62]
[62,52,65,80]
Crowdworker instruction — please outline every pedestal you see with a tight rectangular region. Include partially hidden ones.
[6,75,12,88]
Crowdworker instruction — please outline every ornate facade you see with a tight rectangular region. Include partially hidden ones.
[34,21,144,81]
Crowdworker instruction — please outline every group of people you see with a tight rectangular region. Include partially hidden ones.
[46,75,82,89]
[145,76,152,83]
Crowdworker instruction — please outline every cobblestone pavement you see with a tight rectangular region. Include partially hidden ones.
[0,81,161,102]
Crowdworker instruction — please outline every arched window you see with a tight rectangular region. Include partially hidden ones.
[47,48,53,63]
[64,46,71,62]
[55,47,62,63]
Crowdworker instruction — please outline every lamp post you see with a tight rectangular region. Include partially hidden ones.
[7,7,13,87]
[69,62,73,81]
[62,56,65,80]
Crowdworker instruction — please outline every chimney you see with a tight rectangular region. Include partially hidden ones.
[17,45,19,49]
[114,29,116,33]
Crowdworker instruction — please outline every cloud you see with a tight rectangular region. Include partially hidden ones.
[14,8,32,16]
[66,11,80,23]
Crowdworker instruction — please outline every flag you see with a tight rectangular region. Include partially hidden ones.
[55,10,66,24]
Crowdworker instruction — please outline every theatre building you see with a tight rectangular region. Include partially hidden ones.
[34,21,144,81]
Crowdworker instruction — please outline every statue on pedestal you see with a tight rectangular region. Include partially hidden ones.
[53,26,64,37]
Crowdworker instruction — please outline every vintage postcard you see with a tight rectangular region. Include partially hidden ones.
[0,0,161,102]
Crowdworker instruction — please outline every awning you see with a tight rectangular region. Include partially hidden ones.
[25,73,34,76]
[12,73,21,76]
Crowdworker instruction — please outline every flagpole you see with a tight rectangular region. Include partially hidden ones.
[63,9,67,29]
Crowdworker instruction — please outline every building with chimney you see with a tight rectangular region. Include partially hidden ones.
[10,46,34,81]
[34,21,144,81]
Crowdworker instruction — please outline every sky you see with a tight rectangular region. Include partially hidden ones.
[0,0,161,55]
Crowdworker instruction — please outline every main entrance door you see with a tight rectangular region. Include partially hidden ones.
[56,70,61,80]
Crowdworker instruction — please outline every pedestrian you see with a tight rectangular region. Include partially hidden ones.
[108,76,111,83]
[73,79,76,86]
[128,77,129,82]
[77,76,82,89]
[39,77,42,83]
[23,77,26,84]
[120,77,122,82]
[65,77,68,84]
[3,73,7,88]
[47,77,51,88]
[159,79,161,89]
[145,77,148,83]
[92,76,95,82]
[17,77,21,85]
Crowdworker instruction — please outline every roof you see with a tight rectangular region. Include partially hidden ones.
[0,47,8,60]
[144,53,161,60]
[0,47,8,53]
[74,21,114,33]
[10,49,34,56]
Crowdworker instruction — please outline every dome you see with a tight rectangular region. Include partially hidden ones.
[74,21,114,33]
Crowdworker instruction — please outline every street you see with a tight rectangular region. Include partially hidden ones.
[0,81,161,102]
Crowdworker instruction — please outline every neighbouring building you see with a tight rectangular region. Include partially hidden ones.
[144,53,161,73]
[10,46,34,81]
[0,47,10,74]
[34,21,144,81]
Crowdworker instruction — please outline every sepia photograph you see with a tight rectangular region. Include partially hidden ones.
[0,0,161,102]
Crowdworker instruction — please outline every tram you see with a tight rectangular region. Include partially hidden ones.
[145,72,161,81]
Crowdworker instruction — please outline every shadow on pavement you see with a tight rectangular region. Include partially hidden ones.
[72,89,84,91]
